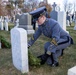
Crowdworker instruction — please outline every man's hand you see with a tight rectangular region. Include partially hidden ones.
[51,38,57,45]
[28,44,31,49]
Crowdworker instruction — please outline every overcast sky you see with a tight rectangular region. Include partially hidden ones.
[48,0,76,4]
[47,0,76,11]
[3,0,76,12]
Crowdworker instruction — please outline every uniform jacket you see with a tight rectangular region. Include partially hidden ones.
[28,18,72,46]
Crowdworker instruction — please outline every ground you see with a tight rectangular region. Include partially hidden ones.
[0,23,76,75]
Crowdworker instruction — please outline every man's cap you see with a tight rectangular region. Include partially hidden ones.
[29,6,47,22]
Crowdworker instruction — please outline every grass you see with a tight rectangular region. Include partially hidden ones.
[0,23,76,75]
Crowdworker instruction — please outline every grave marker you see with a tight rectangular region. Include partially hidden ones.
[68,66,76,75]
[11,28,29,73]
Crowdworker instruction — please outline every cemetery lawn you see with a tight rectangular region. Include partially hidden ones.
[0,23,76,75]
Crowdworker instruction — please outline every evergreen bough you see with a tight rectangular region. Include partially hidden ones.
[0,35,11,48]
[28,50,41,67]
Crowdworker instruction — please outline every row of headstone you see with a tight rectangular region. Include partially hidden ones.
[51,2,76,28]
[0,17,8,31]
[50,2,68,33]
[74,12,76,30]
[50,9,66,31]
[51,3,76,75]
[15,13,35,34]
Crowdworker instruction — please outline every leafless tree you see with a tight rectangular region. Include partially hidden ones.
[67,3,73,14]
[63,0,68,12]
[5,3,14,16]
[23,0,39,12]
[63,0,73,14]
[0,0,7,16]
[73,1,76,14]
[8,0,24,8]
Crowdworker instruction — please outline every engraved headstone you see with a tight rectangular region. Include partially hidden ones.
[50,2,58,21]
[0,18,4,30]
[58,11,66,31]
[18,13,34,34]
[50,11,58,21]
[18,13,31,29]
[4,19,8,31]
[11,28,29,73]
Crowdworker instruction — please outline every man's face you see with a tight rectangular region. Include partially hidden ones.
[37,16,45,25]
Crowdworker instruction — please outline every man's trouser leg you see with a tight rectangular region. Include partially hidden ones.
[44,37,71,66]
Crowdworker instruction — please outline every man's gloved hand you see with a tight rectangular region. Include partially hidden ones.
[28,44,31,49]
[51,38,57,45]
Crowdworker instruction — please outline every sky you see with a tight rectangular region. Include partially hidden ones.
[39,0,76,11]
[47,0,76,11]
[3,0,76,12]
[48,0,64,11]
[47,0,76,4]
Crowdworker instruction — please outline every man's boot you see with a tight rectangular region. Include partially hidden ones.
[50,53,59,67]
[37,54,49,65]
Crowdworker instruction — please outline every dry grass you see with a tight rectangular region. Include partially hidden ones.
[0,23,76,75]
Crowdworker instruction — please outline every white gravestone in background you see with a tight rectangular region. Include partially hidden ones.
[68,66,76,75]
[58,11,66,31]
[0,42,1,49]
[74,12,76,30]
[4,19,8,31]
[0,18,4,30]
[66,20,70,26]
[11,28,29,73]
[18,13,35,34]
[15,19,19,28]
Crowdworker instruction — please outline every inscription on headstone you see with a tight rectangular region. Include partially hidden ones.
[11,28,29,73]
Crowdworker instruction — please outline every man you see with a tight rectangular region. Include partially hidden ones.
[28,6,73,67]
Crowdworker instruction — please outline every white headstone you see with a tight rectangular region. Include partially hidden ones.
[58,11,66,31]
[11,28,29,73]
[68,66,76,75]
[15,19,19,28]
[74,20,76,30]
[0,42,1,49]
[4,19,8,31]
[66,20,70,26]
[0,18,4,30]
[74,12,76,30]
[74,25,76,30]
